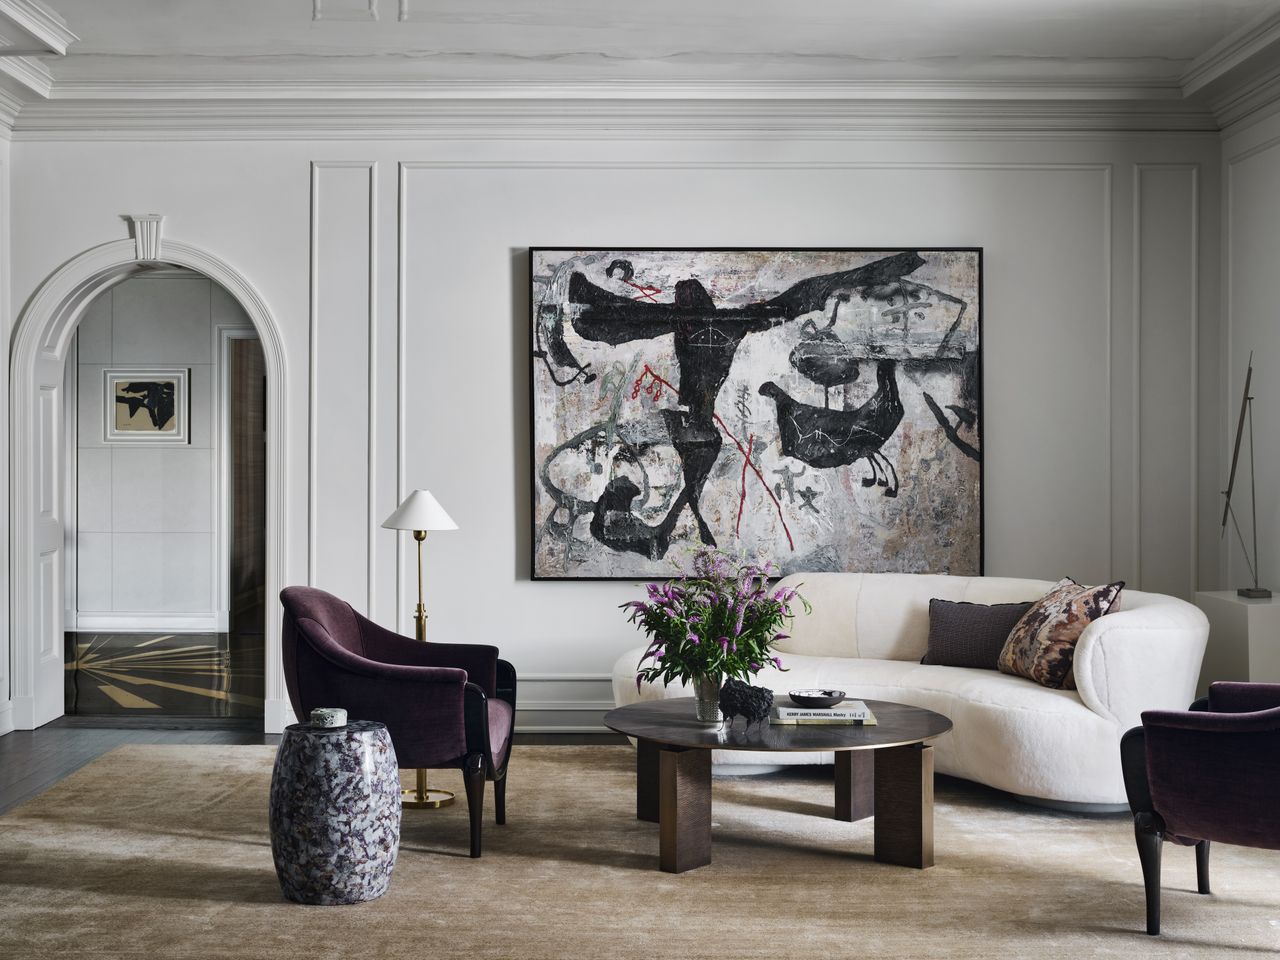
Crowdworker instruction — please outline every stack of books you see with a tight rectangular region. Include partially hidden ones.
[770,701,878,725]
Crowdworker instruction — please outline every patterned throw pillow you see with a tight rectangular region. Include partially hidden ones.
[997,578,1124,689]
[922,599,1034,670]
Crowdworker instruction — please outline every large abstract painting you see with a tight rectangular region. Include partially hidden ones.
[530,249,982,580]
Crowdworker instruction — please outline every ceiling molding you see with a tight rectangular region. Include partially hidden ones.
[43,76,1190,103]
[12,2,1280,138]
[0,54,50,97]
[0,0,76,56]
[1213,64,1280,133]
[1181,8,1280,97]
[10,96,1222,140]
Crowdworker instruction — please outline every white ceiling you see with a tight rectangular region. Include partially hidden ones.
[5,0,1280,136]
[32,0,1280,89]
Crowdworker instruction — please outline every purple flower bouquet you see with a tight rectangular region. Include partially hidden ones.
[623,549,808,701]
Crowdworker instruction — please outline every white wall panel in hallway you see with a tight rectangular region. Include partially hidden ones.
[71,274,253,632]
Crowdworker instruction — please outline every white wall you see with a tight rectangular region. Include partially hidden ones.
[4,132,1223,732]
[0,135,10,735]
[69,273,253,632]
[1221,115,1280,594]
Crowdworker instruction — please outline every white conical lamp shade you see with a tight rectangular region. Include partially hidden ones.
[381,489,458,532]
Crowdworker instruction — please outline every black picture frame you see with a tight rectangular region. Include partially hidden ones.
[529,247,984,582]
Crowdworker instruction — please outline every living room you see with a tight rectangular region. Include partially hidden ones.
[0,1,1278,957]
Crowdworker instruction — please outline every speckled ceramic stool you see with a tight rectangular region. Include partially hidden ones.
[269,719,401,905]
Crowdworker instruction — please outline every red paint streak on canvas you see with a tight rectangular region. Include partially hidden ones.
[736,433,754,537]
[622,279,663,302]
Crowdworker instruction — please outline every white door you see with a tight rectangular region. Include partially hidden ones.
[20,350,68,727]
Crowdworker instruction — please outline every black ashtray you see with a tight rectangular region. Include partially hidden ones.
[788,689,846,709]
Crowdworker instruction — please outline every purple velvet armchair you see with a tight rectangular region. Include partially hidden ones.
[280,586,517,858]
[1121,681,1280,935]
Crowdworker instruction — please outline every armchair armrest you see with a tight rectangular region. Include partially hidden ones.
[1142,704,1280,735]
[1207,682,1280,714]
[496,658,517,709]
[299,617,467,686]
[1072,599,1208,729]
[354,610,498,695]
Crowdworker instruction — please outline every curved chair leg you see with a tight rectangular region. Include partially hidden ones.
[462,754,485,858]
[1135,816,1163,935]
[1196,840,1211,895]
[495,772,507,826]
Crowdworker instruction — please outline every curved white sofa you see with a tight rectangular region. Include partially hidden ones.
[611,572,1208,806]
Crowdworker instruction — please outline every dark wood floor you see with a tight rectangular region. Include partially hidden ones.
[0,719,277,815]
[0,719,623,815]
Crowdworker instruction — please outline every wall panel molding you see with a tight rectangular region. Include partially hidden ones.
[1221,132,1280,590]
[308,160,378,612]
[1132,163,1200,599]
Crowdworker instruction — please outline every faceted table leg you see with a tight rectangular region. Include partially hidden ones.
[873,743,935,868]
[659,747,712,873]
[834,750,874,822]
[636,738,659,823]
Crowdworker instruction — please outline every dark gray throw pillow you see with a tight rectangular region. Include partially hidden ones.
[922,599,1035,671]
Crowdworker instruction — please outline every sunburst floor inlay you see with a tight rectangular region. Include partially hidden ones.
[65,632,265,718]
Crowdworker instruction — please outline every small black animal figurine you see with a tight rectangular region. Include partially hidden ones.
[719,678,773,726]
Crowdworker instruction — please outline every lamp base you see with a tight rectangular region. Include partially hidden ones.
[401,768,456,809]
[401,786,456,809]
[1238,587,1273,599]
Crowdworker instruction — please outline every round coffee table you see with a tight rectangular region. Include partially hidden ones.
[604,697,952,874]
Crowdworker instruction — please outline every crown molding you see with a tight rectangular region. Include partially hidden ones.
[43,76,1190,103]
[9,96,1222,140]
[1214,64,1280,134]
[1181,9,1280,98]
[0,0,76,56]
[0,53,50,97]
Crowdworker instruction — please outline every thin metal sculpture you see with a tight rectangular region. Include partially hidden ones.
[1221,351,1271,599]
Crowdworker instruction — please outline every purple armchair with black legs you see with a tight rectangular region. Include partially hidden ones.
[1121,681,1280,935]
[279,586,517,858]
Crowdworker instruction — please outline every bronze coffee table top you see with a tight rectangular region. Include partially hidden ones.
[604,697,953,752]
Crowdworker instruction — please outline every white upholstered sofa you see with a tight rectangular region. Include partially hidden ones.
[611,573,1209,807]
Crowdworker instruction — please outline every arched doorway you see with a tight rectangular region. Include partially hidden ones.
[9,238,289,731]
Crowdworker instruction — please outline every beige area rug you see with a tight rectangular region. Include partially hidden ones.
[0,745,1277,960]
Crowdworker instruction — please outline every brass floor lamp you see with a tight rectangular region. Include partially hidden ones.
[382,488,458,809]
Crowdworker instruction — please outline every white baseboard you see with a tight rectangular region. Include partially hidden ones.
[10,696,61,730]
[72,613,228,633]
[264,698,294,734]
[515,676,614,733]
[0,701,13,737]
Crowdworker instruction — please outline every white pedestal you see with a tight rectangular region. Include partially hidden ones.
[1194,591,1280,695]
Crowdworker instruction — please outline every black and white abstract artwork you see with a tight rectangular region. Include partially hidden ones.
[104,368,189,444]
[530,249,982,580]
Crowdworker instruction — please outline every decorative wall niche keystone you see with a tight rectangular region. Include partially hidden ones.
[127,214,164,262]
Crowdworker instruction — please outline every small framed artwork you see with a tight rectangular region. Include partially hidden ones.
[103,368,190,443]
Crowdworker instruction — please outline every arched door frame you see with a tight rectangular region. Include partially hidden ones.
[9,238,289,731]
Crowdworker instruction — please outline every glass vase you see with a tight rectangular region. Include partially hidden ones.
[692,675,722,723]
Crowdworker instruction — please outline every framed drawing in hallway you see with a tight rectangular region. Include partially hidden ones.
[103,368,190,444]
[530,248,983,581]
